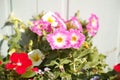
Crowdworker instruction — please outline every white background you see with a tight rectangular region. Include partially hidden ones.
[0,0,120,67]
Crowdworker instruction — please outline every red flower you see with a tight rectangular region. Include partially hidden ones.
[114,63,120,72]
[5,52,32,74]
[0,61,2,65]
[32,67,39,72]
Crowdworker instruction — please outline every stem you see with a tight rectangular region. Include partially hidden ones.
[57,49,61,58]
[71,49,77,73]
[73,60,76,73]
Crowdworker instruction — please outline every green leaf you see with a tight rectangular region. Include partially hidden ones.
[46,60,58,66]
[60,72,71,80]
[53,70,60,79]
[78,49,90,58]
[21,70,36,78]
[60,59,71,65]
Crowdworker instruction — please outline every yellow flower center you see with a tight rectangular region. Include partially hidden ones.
[92,19,95,23]
[57,37,63,43]
[47,17,54,23]
[92,19,96,26]
[32,53,41,62]
[72,36,77,42]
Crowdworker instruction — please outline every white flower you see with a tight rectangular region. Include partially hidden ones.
[38,69,44,75]
[44,67,51,72]
[28,49,45,66]
[42,11,58,27]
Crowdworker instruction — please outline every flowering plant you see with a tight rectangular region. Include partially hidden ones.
[0,11,116,80]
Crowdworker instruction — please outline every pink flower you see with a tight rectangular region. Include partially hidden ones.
[86,14,99,36]
[46,29,69,50]
[42,12,67,30]
[30,20,51,36]
[66,16,83,32]
[55,12,66,22]
[69,29,85,49]
[5,52,32,74]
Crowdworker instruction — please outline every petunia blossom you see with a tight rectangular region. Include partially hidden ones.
[30,20,51,36]
[69,29,85,49]
[55,12,66,22]
[46,29,69,50]
[28,49,45,66]
[42,11,66,30]
[66,16,83,32]
[86,14,99,37]
[5,52,32,74]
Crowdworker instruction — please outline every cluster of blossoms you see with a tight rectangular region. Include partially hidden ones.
[4,49,45,75]
[0,11,100,79]
[30,11,99,50]
[32,67,51,75]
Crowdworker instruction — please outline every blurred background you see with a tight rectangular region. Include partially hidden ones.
[0,0,120,68]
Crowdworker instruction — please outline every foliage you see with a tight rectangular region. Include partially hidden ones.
[0,11,117,80]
